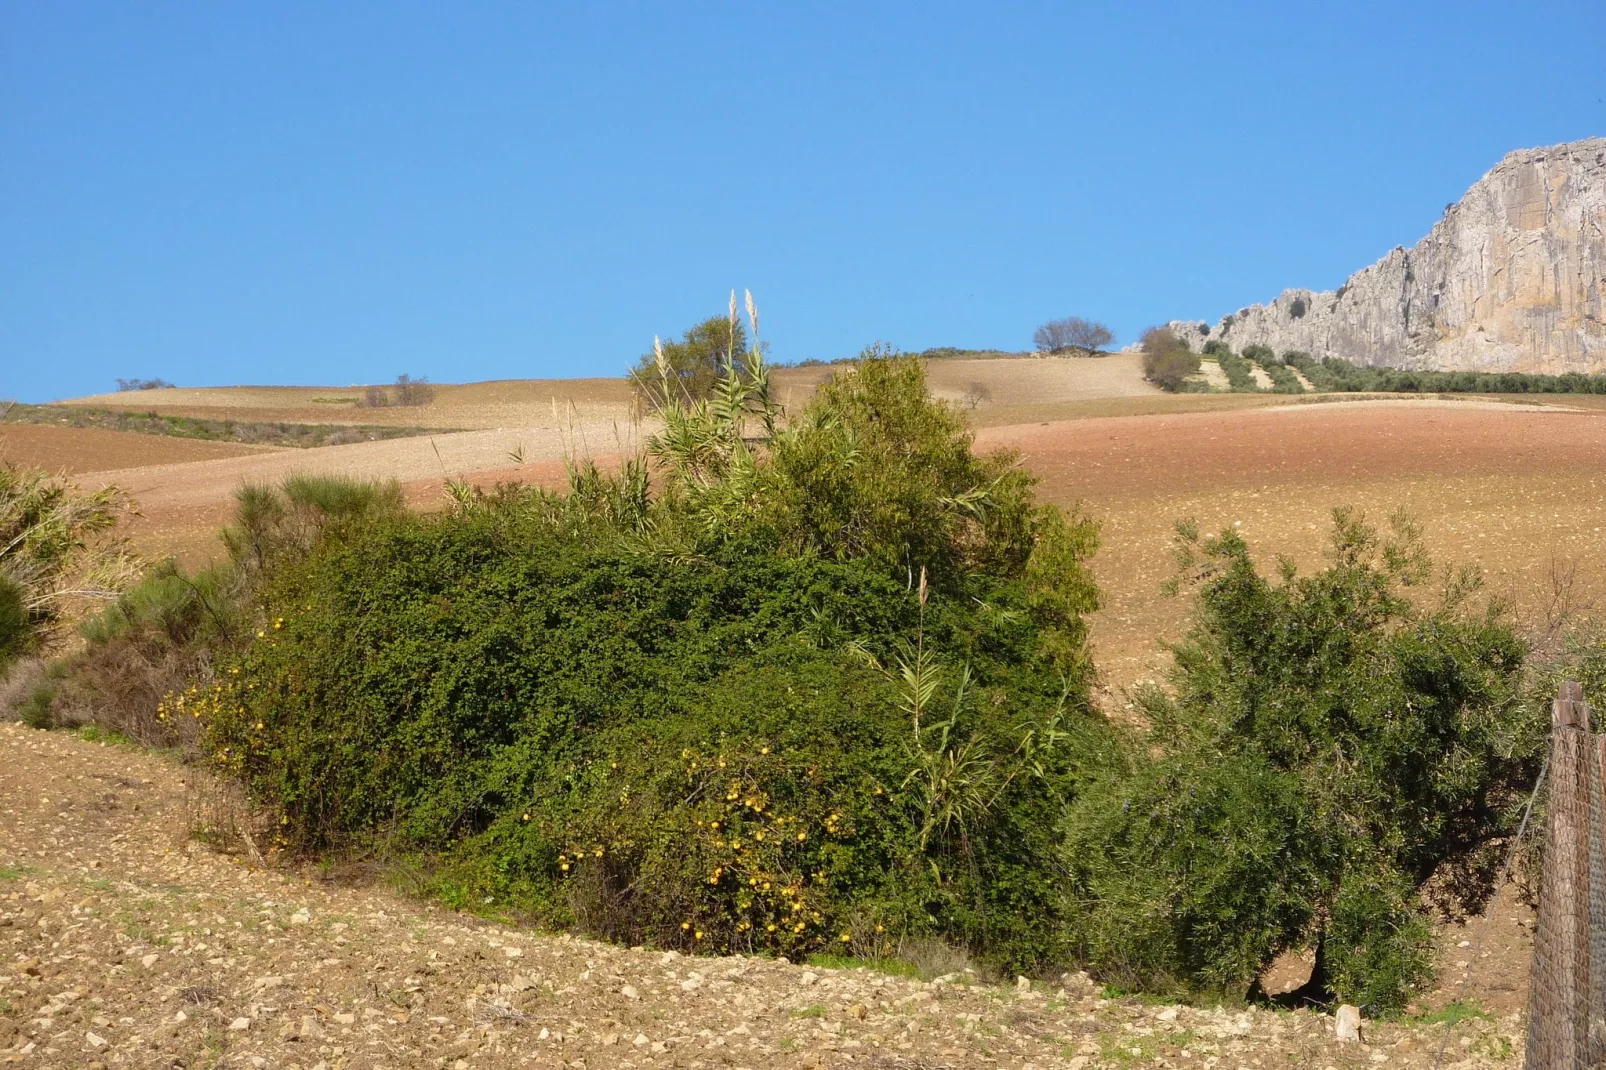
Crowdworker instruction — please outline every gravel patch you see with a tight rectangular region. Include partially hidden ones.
[0,723,1521,1068]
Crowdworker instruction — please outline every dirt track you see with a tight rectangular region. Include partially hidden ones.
[0,723,1524,1069]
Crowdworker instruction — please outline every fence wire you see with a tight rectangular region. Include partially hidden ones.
[1525,681,1606,1070]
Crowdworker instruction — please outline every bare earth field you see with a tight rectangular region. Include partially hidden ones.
[0,425,275,475]
[0,723,1523,1069]
[971,400,1606,695]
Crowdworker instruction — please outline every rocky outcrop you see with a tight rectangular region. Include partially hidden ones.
[1168,137,1606,373]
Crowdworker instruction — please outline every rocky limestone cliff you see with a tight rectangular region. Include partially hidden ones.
[1167,137,1606,373]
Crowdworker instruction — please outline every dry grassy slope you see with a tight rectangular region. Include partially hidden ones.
[0,722,1523,1069]
[61,380,637,431]
[770,354,1161,413]
[59,354,1161,432]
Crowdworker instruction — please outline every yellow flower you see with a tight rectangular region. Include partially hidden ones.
[759,746,771,755]
[840,933,852,943]
[693,930,704,940]
[681,922,691,930]
[796,832,807,842]
[766,923,777,932]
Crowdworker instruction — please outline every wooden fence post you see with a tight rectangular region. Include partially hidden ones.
[1528,680,1594,1069]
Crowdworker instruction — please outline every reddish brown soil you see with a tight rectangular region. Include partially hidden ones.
[976,400,1606,502]
[967,402,1606,697]
[0,425,271,475]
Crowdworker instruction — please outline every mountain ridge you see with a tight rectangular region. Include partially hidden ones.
[1168,137,1606,374]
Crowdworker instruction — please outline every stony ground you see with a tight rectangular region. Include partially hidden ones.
[0,723,1524,1069]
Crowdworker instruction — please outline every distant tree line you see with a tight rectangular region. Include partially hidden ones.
[116,378,175,391]
[1284,354,1606,394]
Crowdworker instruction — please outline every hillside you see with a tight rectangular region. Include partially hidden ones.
[45,353,1163,434]
[1168,137,1606,374]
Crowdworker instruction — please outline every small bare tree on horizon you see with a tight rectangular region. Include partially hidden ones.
[359,374,436,408]
[1033,317,1114,358]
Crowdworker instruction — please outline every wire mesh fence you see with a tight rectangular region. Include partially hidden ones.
[1526,680,1606,1069]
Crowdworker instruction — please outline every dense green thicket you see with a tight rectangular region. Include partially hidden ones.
[194,347,1114,972]
[1062,511,1542,1011]
[1285,354,1606,395]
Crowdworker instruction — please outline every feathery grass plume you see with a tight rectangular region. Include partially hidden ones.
[0,463,139,654]
[745,289,759,340]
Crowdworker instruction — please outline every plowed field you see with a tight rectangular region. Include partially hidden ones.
[0,424,273,475]
[973,399,1606,693]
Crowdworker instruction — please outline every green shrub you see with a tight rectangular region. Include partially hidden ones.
[1140,329,1201,392]
[195,346,1113,973]
[51,474,403,747]
[1260,362,1305,394]
[1215,349,1260,392]
[20,681,55,730]
[1281,354,1606,395]
[629,312,751,410]
[59,562,247,746]
[198,519,1112,970]
[0,578,28,666]
[1062,509,1540,1012]
[222,473,403,583]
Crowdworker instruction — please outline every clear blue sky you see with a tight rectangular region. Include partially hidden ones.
[3,2,1603,402]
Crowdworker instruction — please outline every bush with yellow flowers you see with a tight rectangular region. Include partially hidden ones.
[199,507,1112,972]
[199,348,1114,973]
